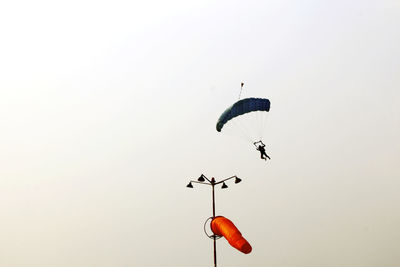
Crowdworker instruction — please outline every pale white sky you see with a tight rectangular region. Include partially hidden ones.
[0,0,399,266]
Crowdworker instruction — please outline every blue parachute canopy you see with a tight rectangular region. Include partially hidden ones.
[216,98,270,132]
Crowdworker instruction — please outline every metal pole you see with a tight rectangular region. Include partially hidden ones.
[213,236,217,267]
[212,180,217,267]
[212,183,215,218]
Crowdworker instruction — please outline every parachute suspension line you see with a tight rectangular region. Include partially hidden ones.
[260,110,270,142]
[238,82,244,100]
[229,116,253,143]
[260,111,264,140]
[257,111,263,141]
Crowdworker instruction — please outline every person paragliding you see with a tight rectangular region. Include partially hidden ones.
[216,83,272,161]
[254,141,270,161]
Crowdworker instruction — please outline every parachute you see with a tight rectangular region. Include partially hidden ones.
[216,97,271,143]
[211,216,252,254]
[216,98,270,132]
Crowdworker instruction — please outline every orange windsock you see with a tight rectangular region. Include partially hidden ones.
[211,216,252,254]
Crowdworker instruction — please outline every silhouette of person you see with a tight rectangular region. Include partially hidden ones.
[255,143,270,161]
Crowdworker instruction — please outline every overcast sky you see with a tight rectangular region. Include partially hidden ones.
[1,0,399,266]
